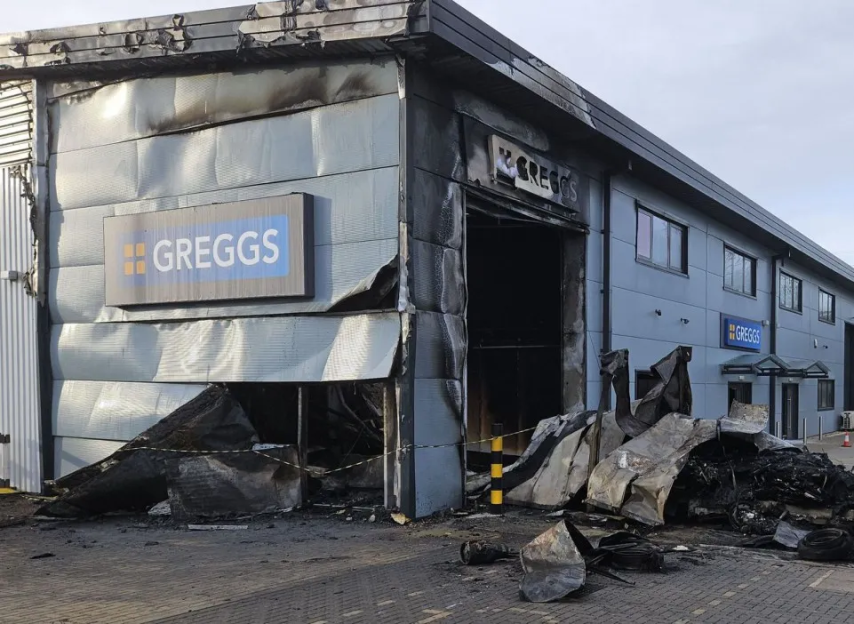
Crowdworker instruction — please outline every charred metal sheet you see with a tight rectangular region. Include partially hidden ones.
[42,386,257,517]
[166,446,302,520]
[500,410,593,494]
[412,96,463,182]
[51,313,400,383]
[719,400,769,435]
[0,3,413,71]
[410,240,463,315]
[619,418,717,526]
[411,169,462,250]
[238,2,412,47]
[505,410,623,509]
[48,59,397,152]
[612,346,693,438]
[585,413,711,518]
[52,380,206,442]
[519,520,591,603]
[50,93,398,210]
[413,312,465,381]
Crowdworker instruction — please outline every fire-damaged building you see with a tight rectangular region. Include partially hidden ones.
[1,0,853,519]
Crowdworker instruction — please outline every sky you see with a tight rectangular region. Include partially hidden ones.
[3,1,853,264]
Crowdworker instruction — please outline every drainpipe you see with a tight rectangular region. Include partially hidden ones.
[769,253,783,433]
[601,162,630,410]
[601,170,613,410]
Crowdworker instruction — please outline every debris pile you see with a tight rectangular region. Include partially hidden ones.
[675,438,854,532]
[518,520,667,603]
[40,386,261,518]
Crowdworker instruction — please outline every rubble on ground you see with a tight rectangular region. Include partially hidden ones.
[39,386,260,518]
[519,519,667,603]
[472,344,854,559]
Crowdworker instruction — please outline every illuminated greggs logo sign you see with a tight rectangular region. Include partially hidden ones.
[104,195,313,307]
[722,315,762,352]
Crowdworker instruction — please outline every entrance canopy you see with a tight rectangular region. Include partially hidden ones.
[721,354,829,378]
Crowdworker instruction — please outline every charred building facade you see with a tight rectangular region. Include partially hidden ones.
[0,0,852,518]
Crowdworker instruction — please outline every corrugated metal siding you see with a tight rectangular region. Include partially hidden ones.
[0,164,42,492]
[0,82,33,167]
[46,58,401,475]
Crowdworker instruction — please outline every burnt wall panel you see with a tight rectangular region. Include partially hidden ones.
[46,58,402,459]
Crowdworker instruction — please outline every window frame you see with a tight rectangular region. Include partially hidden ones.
[778,271,803,313]
[723,245,757,298]
[818,289,836,325]
[818,379,835,411]
[636,206,688,275]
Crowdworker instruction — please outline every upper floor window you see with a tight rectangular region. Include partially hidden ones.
[779,272,802,313]
[724,247,756,296]
[819,289,836,324]
[636,207,687,274]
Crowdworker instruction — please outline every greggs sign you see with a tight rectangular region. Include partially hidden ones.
[104,195,314,307]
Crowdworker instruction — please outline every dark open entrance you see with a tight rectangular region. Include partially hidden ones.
[227,382,388,505]
[465,209,563,458]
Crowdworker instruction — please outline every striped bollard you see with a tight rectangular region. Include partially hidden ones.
[490,423,504,515]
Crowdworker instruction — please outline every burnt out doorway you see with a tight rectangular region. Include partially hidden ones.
[465,208,563,459]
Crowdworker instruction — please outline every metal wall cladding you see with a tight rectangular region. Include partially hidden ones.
[48,59,398,154]
[51,93,399,211]
[49,239,398,324]
[414,311,466,381]
[54,437,123,479]
[51,313,401,384]
[410,240,464,315]
[0,82,33,167]
[0,165,42,493]
[52,380,206,441]
[414,378,464,517]
[45,60,403,471]
[50,168,399,268]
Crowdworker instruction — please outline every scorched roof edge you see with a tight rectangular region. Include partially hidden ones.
[1,0,852,291]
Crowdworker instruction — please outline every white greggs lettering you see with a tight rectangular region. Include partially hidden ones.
[735,326,761,345]
[153,229,280,272]
[490,135,578,204]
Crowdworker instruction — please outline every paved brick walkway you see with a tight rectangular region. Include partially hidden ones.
[3,512,854,624]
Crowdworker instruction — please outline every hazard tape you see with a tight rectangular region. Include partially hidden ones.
[114,425,541,477]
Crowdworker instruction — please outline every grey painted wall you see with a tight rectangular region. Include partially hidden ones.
[588,172,850,435]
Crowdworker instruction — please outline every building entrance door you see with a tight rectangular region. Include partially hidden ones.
[782,383,799,439]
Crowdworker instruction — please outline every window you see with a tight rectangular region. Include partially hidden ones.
[636,370,659,400]
[818,380,835,411]
[779,272,802,312]
[819,289,836,324]
[728,383,753,409]
[637,208,687,274]
[724,247,756,296]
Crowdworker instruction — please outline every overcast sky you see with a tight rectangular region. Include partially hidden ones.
[4,1,853,264]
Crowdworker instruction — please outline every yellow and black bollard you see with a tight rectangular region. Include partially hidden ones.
[490,423,504,515]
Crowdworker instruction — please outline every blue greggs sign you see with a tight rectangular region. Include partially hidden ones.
[722,315,762,352]
[104,195,313,307]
